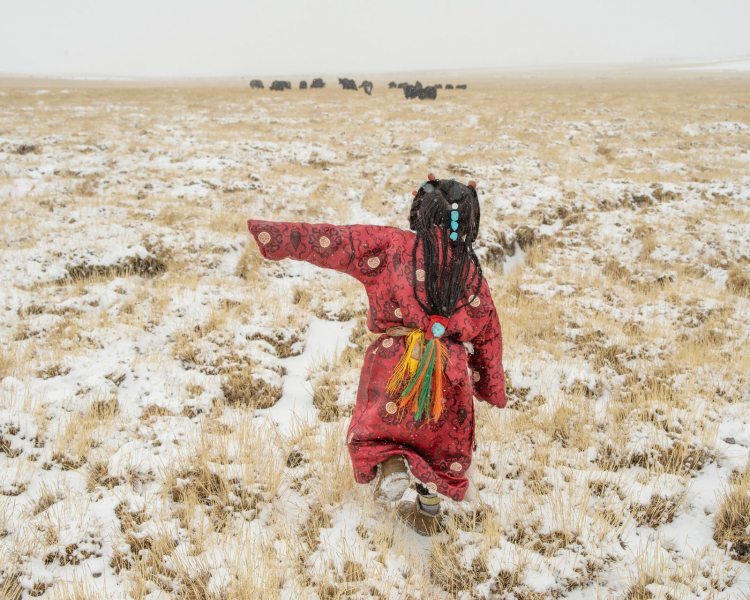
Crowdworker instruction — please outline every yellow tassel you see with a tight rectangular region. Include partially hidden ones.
[385,329,424,396]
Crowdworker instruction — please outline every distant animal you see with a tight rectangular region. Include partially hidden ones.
[299,80,308,89]
[403,84,437,100]
[414,81,423,89]
[388,81,397,88]
[270,80,291,91]
[435,84,443,89]
[360,80,373,95]
[397,82,409,89]
[249,80,264,89]
[456,85,467,89]
[403,85,418,99]
[310,78,325,88]
[338,78,358,91]
[445,84,454,89]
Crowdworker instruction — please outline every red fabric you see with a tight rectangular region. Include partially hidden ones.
[247,219,506,500]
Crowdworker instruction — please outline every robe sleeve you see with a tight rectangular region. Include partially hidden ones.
[247,219,393,284]
[468,299,507,409]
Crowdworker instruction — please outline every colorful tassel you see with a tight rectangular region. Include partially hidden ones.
[386,316,450,423]
[394,336,449,422]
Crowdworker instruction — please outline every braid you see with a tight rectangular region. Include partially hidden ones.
[410,179,483,318]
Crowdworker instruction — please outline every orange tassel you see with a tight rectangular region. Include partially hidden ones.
[430,340,449,421]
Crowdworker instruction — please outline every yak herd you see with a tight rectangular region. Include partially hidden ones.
[249,78,466,100]
[250,78,325,90]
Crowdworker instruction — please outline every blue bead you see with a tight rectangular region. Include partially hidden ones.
[451,222,459,231]
[421,181,427,187]
[431,323,445,338]
[450,232,458,241]
[451,211,459,220]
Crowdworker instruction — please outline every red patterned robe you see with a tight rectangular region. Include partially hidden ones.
[247,220,506,500]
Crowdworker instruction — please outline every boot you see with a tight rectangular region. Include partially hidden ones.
[374,455,410,504]
[396,497,444,536]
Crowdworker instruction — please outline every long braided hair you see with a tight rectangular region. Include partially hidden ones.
[409,178,483,318]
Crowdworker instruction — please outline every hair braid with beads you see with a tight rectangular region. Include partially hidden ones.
[409,178,483,318]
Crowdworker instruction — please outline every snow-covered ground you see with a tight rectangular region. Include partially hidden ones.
[0,80,749,599]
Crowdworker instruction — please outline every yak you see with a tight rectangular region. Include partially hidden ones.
[338,78,358,91]
[249,80,264,89]
[403,84,437,100]
[388,81,397,89]
[360,80,373,95]
[299,80,308,89]
[311,78,325,88]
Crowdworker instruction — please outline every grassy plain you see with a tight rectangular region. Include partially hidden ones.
[0,71,749,599]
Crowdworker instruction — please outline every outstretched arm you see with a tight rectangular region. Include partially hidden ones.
[247,219,393,283]
[468,299,507,409]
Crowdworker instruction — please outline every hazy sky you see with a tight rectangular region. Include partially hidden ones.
[2,0,749,78]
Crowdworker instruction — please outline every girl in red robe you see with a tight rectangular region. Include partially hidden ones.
[247,175,506,535]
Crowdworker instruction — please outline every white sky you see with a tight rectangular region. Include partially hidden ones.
[2,0,749,78]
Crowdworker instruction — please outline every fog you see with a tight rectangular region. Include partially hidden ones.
[2,0,749,78]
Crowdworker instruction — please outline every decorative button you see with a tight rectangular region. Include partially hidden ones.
[470,295,481,307]
[450,462,463,472]
[451,203,458,209]
[473,371,481,382]
[416,269,425,282]
[394,308,403,319]
[382,337,393,348]
[367,256,380,268]
[431,323,445,338]
[258,232,271,245]
[426,482,438,492]
[319,236,331,248]
[385,402,398,414]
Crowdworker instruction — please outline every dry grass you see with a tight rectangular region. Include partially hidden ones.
[0,73,748,598]
[221,367,283,409]
[713,459,750,563]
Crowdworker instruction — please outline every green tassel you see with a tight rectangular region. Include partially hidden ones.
[400,340,429,398]
[398,338,439,422]
[414,340,437,421]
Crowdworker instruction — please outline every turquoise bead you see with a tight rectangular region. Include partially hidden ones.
[450,232,458,241]
[431,323,445,338]
[451,211,459,220]
[451,222,459,231]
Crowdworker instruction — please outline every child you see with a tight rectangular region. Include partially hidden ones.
[247,174,506,536]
